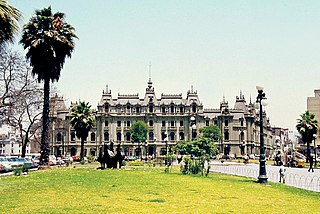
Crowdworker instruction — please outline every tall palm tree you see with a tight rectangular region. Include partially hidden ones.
[70,101,95,161]
[0,0,22,47]
[296,111,318,162]
[20,7,77,165]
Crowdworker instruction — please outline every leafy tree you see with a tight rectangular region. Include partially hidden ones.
[70,101,95,161]
[130,121,148,158]
[199,124,222,141]
[20,7,77,165]
[174,137,218,158]
[0,0,22,47]
[296,111,318,162]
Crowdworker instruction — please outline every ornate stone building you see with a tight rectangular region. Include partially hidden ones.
[48,79,277,158]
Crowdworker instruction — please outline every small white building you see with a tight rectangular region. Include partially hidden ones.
[0,123,29,156]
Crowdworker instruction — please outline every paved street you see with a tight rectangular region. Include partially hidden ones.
[210,161,320,192]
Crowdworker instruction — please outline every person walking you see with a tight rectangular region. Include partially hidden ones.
[308,155,314,172]
[279,161,286,183]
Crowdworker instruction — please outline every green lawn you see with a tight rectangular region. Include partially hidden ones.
[0,165,319,214]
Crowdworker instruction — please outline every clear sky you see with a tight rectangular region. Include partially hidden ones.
[9,0,320,132]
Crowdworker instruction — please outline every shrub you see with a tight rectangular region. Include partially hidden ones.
[87,155,94,163]
[13,166,22,176]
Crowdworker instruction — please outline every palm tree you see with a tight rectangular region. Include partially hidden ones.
[0,0,22,47]
[70,101,95,161]
[296,111,318,162]
[20,7,77,165]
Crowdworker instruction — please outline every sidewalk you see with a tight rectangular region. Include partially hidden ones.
[209,160,320,192]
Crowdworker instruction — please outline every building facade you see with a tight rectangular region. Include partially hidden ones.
[0,124,29,156]
[307,89,320,145]
[46,80,279,159]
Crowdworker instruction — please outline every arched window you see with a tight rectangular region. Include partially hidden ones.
[117,132,121,142]
[126,132,131,141]
[126,105,131,113]
[179,132,184,140]
[91,132,95,142]
[240,131,244,141]
[57,133,62,142]
[162,106,166,114]
[180,106,184,114]
[224,131,229,141]
[161,132,167,141]
[104,132,109,142]
[149,132,154,141]
[149,120,154,126]
[170,132,175,141]
[70,132,75,141]
[104,104,109,113]
[170,105,175,113]
[192,104,197,113]
[149,104,154,113]
[136,106,141,114]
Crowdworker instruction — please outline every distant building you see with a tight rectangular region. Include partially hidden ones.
[307,89,320,146]
[0,124,30,156]
[47,79,280,158]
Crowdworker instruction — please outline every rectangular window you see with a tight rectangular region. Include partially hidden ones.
[127,121,131,127]
[180,121,184,126]
[105,121,108,126]
[206,121,209,126]
[117,121,121,127]
[162,121,166,127]
[170,121,175,127]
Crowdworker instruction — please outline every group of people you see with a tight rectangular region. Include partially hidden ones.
[279,155,316,184]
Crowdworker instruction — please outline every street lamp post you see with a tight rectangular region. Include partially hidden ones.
[256,86,268,184]
[145,140,148,161]
[165,137,168,166]
[313,134,317,168]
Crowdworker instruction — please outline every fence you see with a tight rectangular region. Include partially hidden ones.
[210,164,320,192]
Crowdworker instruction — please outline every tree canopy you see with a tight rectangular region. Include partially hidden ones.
[0,0,22,47]
[174,137,219,158]
[296,111,318,161]
[70,101,95,160]
[130,121,148,143]
[20,6,77,82]
[199,124,222,141]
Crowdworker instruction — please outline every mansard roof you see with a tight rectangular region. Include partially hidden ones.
[98,80,202,107]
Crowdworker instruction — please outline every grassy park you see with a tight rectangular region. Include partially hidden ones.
[0,165,319,214]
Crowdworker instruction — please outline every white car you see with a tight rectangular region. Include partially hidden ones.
[0,157,13,172]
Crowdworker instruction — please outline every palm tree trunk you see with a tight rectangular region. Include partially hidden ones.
[40,77,50,165]
[80,137,85,161]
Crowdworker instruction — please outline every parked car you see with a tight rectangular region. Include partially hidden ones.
[31,156,40,167]
[17,158,33,168]
[0,157,12,172]
[6,157,23,168]
[24,157,38,168]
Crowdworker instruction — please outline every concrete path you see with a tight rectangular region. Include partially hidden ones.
[209,160,320,192]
